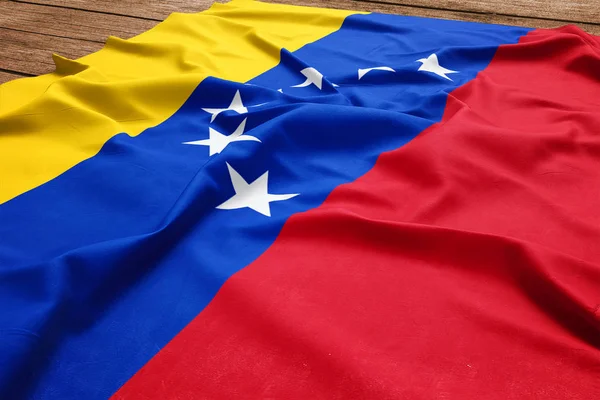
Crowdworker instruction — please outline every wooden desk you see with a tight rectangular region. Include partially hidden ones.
[1,0,599,84]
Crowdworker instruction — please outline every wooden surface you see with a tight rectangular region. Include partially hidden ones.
[381,0,600,25]
[1,0,599,84]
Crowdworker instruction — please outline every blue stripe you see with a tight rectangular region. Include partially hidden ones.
[0,13,530,399]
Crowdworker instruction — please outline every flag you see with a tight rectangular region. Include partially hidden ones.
[1,1,599,398]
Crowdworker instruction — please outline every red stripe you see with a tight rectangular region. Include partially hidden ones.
[113,27,600,399]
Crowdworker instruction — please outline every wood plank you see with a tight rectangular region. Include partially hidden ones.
[364,0,600,26]
[0,70,27,85]
[11,0,222,21]
[0,2,158,76]
[15,0,599,28]
[0,2,157,43]
[264,0,600,35]
[0,27,99,75]
[2,0,597,78]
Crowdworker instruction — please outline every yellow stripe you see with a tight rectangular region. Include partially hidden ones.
[0,0,361,205]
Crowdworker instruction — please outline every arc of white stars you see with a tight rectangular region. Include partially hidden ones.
[217,163,299,217]
[202,90,266,123]
[183,118,260,156]
[358,66,395,80]
[416,54,458,81]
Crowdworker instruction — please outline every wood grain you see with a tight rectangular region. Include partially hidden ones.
[0,2,157,42]
[1,0,598,84]
[369,0,600,25]
[16,0,599,28]
[0,27,100,75]
[0,70,27,85]
[265,0,600,34]
[11,0,222,21]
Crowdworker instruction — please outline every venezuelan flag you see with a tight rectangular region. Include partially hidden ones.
[1,1,599,398]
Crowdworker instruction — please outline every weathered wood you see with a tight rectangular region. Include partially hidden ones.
[0,2,157,42]
[0,27,100,75]
[365,0,600,26]
[14,0,599,30]
[265,0,600,35]
[1,0,598,79]
[0,70,26,85]
[0,2,158,77]
[11,0,222,21]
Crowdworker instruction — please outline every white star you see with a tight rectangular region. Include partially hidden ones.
[291,67,324,90]
[183,118,260,156]
[202,90,266,122]
[358,66,395,80]
[217,163,299,217]
[416,54,458,81]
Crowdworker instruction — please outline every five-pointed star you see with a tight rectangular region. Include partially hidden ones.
[291,67,325,90]
[290,67,340,90]
[183,118,260,156]
[217,163,299,217]
[202,90,266,122]
[205,62,456,218]
[358,66,395,80]
[416,54,458,81]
